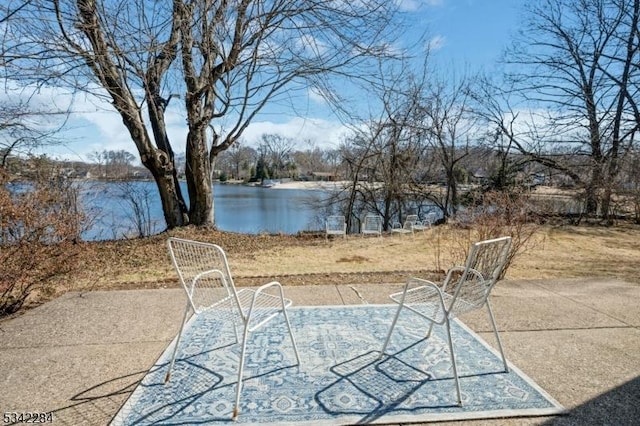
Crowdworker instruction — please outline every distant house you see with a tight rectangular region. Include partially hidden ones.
[470,169,488,185]
[73,170,91,179]
[309,171,337,181]
[129,169,153,180]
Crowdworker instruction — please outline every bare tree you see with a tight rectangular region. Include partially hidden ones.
[495,0,640,221]
[0,101,63,168]
[1,3,71,169]
[6,0,400,229]
[291,140,335,177]
[259,133,295,179]
[336,59,431,231]
[106,149,136,179]
[87,150,106,178]
[217,141,255,181]
[419,73,477,219]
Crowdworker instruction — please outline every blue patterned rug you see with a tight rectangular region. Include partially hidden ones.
[112,305,563,425]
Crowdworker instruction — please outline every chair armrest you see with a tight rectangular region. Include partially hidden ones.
[442,266,484,292]
[441,266,464,291]
[245,281,290,329]
[405,277,441,293]
[251,280,290,308]
[255,280,286,295]
[392,277,447,311]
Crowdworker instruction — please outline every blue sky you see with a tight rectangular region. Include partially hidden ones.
[41,0,524,163]
[419,0,522,69]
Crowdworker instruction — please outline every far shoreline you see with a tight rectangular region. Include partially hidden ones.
[222,180,578,199]
[268,180,349,190]
[219,179,349,191]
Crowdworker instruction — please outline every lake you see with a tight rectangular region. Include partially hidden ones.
[80,181,327,240]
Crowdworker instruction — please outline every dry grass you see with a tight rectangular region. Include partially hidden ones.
[40,222,639,305]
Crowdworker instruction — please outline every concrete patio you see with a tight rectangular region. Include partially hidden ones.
[1,278,638,425]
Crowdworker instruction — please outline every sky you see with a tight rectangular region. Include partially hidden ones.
[33,0,524,164]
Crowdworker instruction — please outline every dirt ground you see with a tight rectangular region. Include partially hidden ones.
[44,221,639,301]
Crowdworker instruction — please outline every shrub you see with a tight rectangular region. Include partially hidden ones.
[0,166,86,316]
[112,181,160,238]
[452,189,541,278]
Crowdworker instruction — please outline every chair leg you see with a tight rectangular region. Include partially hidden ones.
[427,302,444,338]
[282,308,301,364]
[444,317,462,406]
[486,301,509,372]
[426,322,435,338]
[228,305,241,344]
[164,305,191,383]
[380,302,403,358]
[233,323,251,421]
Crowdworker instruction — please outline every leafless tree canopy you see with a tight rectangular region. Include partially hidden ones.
[4,0,400,228]
[493,0,640,219]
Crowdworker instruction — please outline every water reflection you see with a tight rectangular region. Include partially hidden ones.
[80,181,325,241]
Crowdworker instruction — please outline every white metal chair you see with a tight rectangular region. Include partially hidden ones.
[380,236,512,406]
[165,237,301,420]
[412,212,437,233]
[361,214,383,236]
[326,215,347,239]
[391,214,418,236]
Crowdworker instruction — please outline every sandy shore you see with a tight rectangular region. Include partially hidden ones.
[241,181,577,200]
[269,180,349,190]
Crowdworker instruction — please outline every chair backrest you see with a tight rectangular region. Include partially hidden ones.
[362,214,383,233]
[326,215,346,233]
[167,237,239,314]
[404,214,418,230]
[423,212,437,226]
[448,236,512,314]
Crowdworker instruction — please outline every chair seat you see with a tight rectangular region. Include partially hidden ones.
[390,229,412,235]
[411,223,428,232]
[202,289,292,332]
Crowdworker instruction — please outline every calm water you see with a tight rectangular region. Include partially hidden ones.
[80,181,326,240]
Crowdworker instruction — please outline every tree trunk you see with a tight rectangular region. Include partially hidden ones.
[584,160,601,215]
[140,149,188,229]
[185,127,214,227]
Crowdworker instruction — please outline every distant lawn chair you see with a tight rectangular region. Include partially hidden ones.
[165,238,301,420]
[361,214,383,237]
[391,214,419,236]
[326,215,347,239]
[380,236,513,406]
[412,212,437,233]
[455,209,474,227]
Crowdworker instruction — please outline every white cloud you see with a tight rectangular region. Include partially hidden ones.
[240,117,350,149]
[4,79,348,163]
[427,34,446,52]
[48,109,348,163]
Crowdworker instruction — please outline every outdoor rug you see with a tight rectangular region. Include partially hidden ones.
[112,305,564,425]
